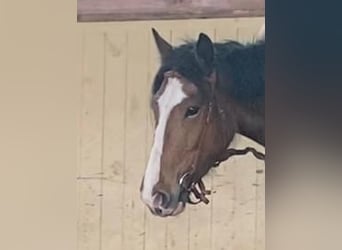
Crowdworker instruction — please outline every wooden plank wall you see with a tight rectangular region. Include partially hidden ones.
[78,17,265,250]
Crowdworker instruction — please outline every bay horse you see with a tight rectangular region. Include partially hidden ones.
[140,28,265,217]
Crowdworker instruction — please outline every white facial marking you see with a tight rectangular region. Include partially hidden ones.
[141,77,187,207]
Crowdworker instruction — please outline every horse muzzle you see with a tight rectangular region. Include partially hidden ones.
[148,190,186,217]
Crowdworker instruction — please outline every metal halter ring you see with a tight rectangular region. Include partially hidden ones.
[179,172,191,188]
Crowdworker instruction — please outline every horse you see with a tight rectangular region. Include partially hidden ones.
[140,28,265,217]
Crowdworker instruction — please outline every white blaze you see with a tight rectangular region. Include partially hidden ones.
[141,77,187,207]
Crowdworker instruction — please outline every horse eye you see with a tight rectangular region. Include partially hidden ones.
[185,106,200,118]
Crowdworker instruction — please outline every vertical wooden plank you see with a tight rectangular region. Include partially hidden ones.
[214,18,238,42]
[100,32,127,250]
[211,135,262,250]
[78,31,105,250]
[79,31,105,177]
[230,137,264,250]
[231,151,258,250]
[78,180,102,250]
[210,21,240,250]
[165,213,188,250]
[210,156,238,250]
[255,155,265,250]
[188,175,213,250]
[143,27,170,250]
[122,27,149,250]
[237,17,265,42]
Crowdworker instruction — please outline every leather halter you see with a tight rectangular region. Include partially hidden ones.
[180,71,228,204]
[161,70,265,205]
[162,70,223,204]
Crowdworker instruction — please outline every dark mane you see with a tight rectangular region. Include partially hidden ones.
[152,39,265,106]
[222,41,265,103]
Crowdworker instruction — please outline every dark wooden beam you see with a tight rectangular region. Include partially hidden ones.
[77,0,264,22]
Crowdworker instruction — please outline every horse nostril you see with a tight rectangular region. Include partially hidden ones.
[154,190,171,208]
[154,207,163,215]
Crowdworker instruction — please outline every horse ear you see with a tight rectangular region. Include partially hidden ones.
[152,28,173,62]
[195,33,214,74]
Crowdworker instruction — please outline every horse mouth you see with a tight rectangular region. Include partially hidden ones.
[154,190,188,217]
[170,201,186,216]
[166,181,211,217]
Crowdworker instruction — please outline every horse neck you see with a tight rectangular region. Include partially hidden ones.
[233,100,265,146]
[215,42,265,146]
[217,93,264,146]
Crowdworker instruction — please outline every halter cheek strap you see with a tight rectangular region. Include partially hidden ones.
[180,71,219,204]
[163,70,265,205]
[205,71,217,124]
